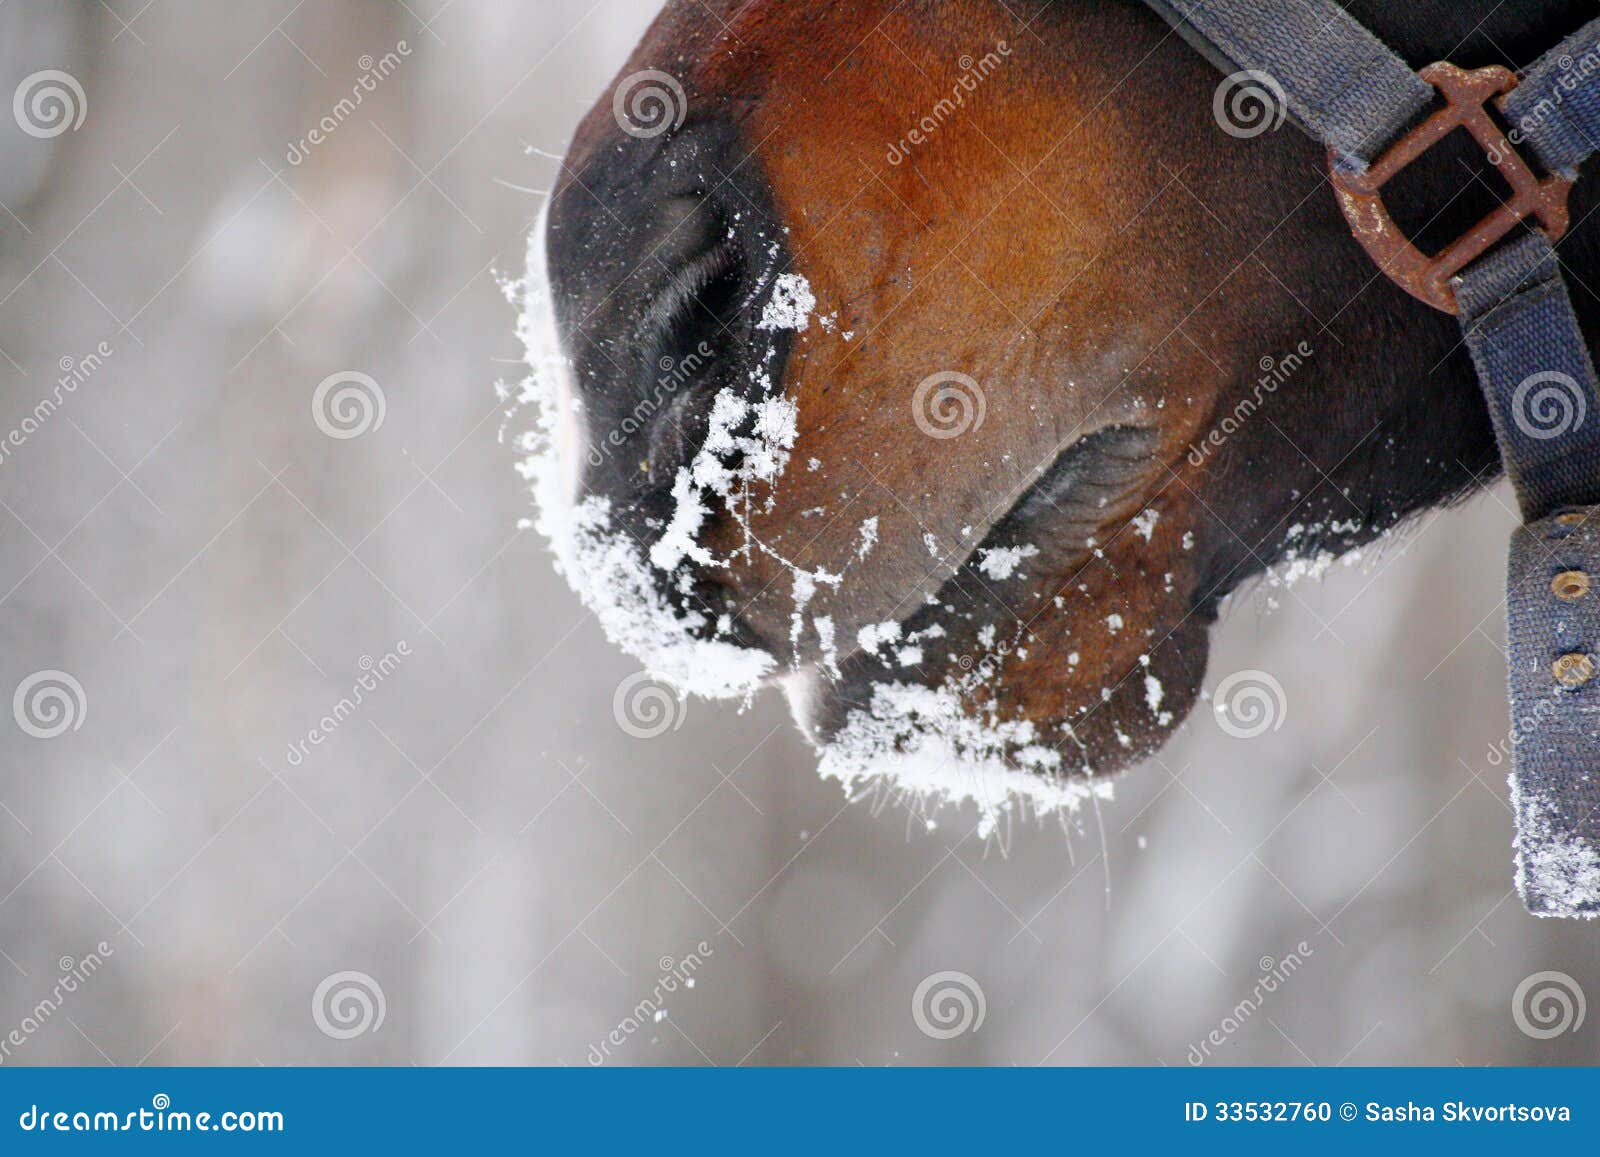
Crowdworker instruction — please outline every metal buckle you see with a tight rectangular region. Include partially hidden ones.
[1330,62,1575,315]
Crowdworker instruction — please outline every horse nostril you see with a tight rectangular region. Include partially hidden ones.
[618,198,748,490]
[547,121,790,579]
[557,189,756,526]
[639,237,743,351]
[636,197,745,345]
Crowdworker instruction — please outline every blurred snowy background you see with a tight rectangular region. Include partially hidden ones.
[0,0,1594,1066]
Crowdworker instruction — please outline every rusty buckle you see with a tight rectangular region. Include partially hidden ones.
[1330,62,1575,315]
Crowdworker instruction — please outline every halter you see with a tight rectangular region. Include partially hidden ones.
[1144,0,1600,918]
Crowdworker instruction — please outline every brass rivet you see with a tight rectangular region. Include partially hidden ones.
[1557,512,1588,526]
[1554,652,1595,688]
[1553,570,1592,600]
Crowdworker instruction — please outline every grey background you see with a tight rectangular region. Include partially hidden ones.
[0,0,1594,1066]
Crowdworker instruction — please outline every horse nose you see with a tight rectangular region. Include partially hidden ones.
[548,118,750,337]
[546,130,753,517]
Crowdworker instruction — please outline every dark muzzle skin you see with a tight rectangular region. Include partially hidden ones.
[546,114,799,655]
[522,0,1600,830]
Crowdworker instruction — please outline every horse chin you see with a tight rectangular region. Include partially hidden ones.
[775,462,1207,835]
[784,607,1204,835]
[782,666,1120,837]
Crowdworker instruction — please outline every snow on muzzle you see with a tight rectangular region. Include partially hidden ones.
[510,205,810,700]
[512,206,1157,840]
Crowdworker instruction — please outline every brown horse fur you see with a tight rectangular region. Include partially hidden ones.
[529,0,1600,819]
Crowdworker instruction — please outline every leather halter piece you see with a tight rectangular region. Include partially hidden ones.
[1144,0,1600,918]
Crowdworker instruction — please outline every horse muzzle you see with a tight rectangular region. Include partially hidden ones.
[517,118,808,696]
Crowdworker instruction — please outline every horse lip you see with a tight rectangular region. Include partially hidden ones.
[781,422,1167,702]
[937,422,1164,581]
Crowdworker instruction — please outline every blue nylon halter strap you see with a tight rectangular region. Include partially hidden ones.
[1456,234,1600,522]
[1139,0,1433,166]
[1144,0,1600,917]
[1502,21,1600,180]
[1460,236,1600,916]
